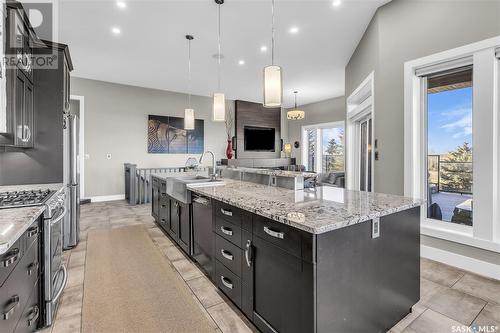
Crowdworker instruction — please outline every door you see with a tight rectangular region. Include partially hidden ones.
[192,196,214,279]
[177,201,190,254]
[252,236,314,333]
[169,200,179,237]
[151,182,159,219]
[13,70,33,147]
[359,116,372,192]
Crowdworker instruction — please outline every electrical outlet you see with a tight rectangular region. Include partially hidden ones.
[372,218,380,238]
[106,153,112,160]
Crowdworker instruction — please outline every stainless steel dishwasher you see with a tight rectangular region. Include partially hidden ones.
[192,194,214,280]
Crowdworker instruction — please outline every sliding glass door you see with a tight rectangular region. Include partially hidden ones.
[359,117,372,192]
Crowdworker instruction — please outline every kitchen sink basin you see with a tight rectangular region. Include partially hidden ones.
[165,175,224,204]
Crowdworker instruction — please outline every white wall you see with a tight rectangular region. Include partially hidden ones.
[71,77,232,198]
[286,96,345,165]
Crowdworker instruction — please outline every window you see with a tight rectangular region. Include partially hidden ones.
[404,38,500,252]
[302,122,344,173]
[425,67,473,226]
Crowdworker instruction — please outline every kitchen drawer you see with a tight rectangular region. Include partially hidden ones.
[0,239,39,333]
[214,201,251,230]
[23,222,39,254]
[215,235,242,277]
[253,215,303,259]
[215,260,241,308]
[0,238,23,288]
[215,217,242,248]
[14,280,39,333]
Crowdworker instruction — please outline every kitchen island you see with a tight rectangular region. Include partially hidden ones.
[151,175,422,333]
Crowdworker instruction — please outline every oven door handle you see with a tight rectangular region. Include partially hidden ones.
[51,207,67,226]
[51,265,67,305]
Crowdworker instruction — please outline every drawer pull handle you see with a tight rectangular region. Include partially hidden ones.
[3,295,19,320]
[27,306,39,326]
[220,226,233,236]
[220,208,233,217]
[27,262,39,276]
[27,226,38,238]
[264,226,284,239]
[220,276,233,290]
[245,240,253,267]
[1,248,20,267]
[161,205,166,208]
[220,249,233,261]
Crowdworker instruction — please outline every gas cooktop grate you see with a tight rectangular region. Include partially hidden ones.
[0,189,55,209]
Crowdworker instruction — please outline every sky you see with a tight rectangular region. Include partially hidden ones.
[427,87,473,155]
[322,127,344,154]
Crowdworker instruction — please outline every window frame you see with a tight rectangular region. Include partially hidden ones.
[404,36,500,253]
[301,121,345,173]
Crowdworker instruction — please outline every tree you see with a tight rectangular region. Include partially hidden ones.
[440,142,472,193]
[325,129,344,172]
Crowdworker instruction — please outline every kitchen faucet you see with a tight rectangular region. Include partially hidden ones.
[199,151,217,180]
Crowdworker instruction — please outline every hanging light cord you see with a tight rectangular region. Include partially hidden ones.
[271,0,275,65]
[217,3,222,91]
[294,91,298,109]
[187,38,192,108]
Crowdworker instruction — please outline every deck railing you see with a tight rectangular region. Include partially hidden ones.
[427,155,472,195]
[124,163,208,205]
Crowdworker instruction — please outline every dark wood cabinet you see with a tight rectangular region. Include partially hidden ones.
[0,218,41,333]
[11,70,34,147]
[251,235,314,333]
[151,179,159,220]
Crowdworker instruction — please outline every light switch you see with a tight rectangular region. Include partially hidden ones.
[84,154,90,160]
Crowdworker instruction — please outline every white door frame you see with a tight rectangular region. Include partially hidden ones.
[346,72,375,191]
[70,95,85,199]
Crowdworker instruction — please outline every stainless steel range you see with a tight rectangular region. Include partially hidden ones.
[42,190,67,327]
[0,188,68,328]
[0,189,54,209]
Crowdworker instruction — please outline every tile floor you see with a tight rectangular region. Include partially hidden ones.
[39,200,500,333]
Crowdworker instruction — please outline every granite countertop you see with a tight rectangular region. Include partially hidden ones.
[0,183,65,254]
[217,166,317,178]
[188,179,423,234]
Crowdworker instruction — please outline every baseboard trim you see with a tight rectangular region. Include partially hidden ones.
[421,245,500,280]
[90,194,125,203]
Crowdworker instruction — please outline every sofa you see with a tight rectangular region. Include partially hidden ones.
[317,171,345,188]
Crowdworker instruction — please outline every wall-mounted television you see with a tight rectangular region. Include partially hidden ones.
[244,126,275,152]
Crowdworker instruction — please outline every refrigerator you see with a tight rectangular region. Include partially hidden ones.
[63,113,80,249]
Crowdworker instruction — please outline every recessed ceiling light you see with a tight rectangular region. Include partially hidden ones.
[111,27,121,35]
[289,26,299,34]
[116,1,127,9]
[238,59,245,65]
[260,45,268,52]
[332,0,342,7]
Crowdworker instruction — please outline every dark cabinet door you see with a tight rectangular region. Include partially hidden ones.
[252,236,314,333]
[177,201,190,254]
[151,183,159,219]
[12,70,33,147]
[169,200,179,238]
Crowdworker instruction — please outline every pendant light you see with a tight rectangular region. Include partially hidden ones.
[287,91,305,120]
[263,0,282,108]
[184,35,195,130]
[212,0,225,122]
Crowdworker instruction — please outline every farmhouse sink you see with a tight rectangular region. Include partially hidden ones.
[166,175,224,204]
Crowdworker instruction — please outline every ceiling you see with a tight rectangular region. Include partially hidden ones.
[58,0,388,107]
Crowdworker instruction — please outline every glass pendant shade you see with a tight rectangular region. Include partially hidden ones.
[213,93,225,121]
[287,109,305,120]
[263,65,282,108]
[184,108,195,130]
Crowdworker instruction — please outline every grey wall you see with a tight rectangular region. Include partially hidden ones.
[71,77,232,198]
[346,0,500,196]
[345,0,500,268]
[286,96,345,165]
